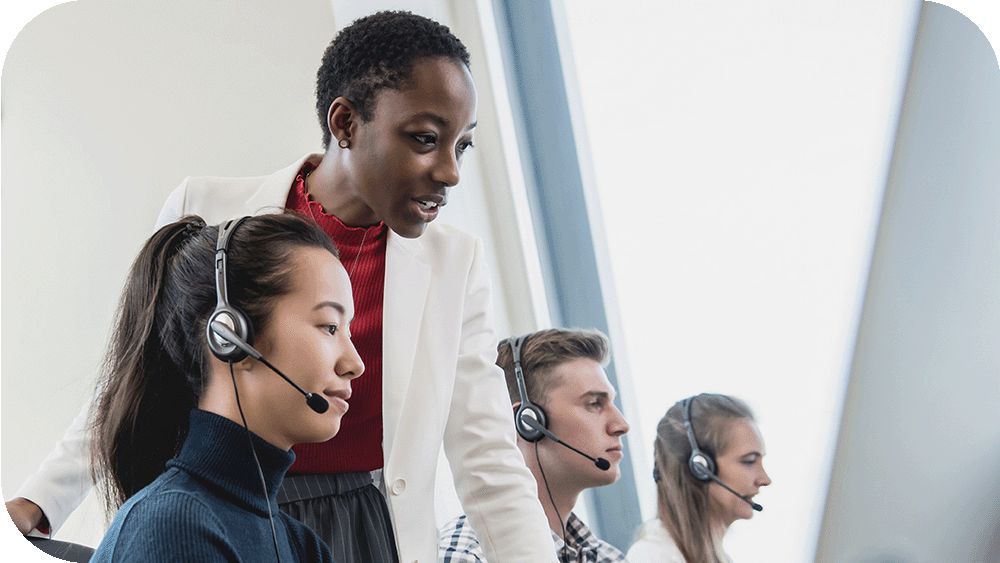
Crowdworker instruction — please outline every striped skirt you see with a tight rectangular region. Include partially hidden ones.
[278,471,399,563]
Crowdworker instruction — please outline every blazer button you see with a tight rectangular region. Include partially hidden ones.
[391,479,406,495]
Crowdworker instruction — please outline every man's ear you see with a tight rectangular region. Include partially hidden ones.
[327,96,357,145]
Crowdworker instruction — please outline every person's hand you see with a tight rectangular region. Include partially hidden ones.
[5,497,44,535]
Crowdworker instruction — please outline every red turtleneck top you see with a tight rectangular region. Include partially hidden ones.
[284,166,387,473]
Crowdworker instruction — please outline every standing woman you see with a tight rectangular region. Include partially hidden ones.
[7,10,556,563]
[627,394,772,563]
[90,214,362,561]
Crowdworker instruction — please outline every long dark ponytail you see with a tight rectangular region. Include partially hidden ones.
[91,213,337,514]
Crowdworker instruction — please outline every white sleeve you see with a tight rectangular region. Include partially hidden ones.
[441,238,558,563]
[154,178,190,229]
[14,179,191,533]
[15,400,93,534]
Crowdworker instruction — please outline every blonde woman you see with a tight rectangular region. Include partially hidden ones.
[628,394,771,563]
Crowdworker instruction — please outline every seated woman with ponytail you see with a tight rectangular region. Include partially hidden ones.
[90,213,363,562]
[628,393,772,563]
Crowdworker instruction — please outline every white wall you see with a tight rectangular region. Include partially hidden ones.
[1,0,537,553]
[817,3,1000,561]
[1,0,338,547]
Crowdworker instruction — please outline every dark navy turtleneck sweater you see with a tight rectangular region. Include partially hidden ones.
[91,409,334,562]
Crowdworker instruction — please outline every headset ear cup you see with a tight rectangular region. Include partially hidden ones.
[515,403,548,442]
[681,395,719,482]
[689,451,716,481]
[207,307,254,362]
[702,452,716,476]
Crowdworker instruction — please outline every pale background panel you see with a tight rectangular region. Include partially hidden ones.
[817,3,1000,560]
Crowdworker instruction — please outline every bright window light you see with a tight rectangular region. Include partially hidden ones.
[559,1,919,560]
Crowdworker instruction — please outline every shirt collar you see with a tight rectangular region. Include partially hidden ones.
[551,513,604,561]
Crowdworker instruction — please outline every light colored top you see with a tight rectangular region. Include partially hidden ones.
[627,518,687,563]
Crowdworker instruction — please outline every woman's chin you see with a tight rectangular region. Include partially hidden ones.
[296,419,342,445]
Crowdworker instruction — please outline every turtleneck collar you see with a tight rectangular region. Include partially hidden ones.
[294,163,387,243]
[167,409,294,516]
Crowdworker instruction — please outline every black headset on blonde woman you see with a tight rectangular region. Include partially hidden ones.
[653,395,763,512]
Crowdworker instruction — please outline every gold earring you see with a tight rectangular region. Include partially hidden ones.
[338,138,350,149]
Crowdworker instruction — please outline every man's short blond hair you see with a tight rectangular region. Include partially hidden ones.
[496,328,610,407]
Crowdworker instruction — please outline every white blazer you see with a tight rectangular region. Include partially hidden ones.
[18,154,557,563]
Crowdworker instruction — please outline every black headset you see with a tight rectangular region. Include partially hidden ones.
[509,335,548,442]
[681,395,717,481]
[507,334,612,474]
[509,334,570,556]
[206,217,254,363]
[675,395,764,511]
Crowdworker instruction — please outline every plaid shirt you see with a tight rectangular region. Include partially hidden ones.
[439,512,627,563]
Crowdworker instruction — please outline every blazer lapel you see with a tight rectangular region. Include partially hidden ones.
[381,231,431,454]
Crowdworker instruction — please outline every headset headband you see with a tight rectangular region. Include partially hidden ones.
[511,335,531,407]
[682,396,700,454]
[213,216,249,309]
[509,334,547,442]
[207,216,254,362]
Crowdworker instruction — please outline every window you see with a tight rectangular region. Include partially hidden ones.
[545,1,917,559]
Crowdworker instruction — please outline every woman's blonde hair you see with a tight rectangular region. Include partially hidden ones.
[652,393,755,563]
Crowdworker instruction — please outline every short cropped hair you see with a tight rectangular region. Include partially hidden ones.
[496,328,610,407]
[315,10,471,148]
